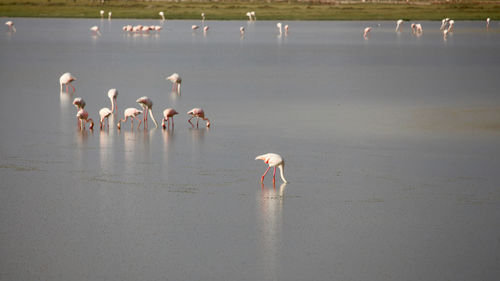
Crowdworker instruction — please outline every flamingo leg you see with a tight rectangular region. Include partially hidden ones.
[197,117,200,128]
[70,83,75,93]
[273,167,277,183]
[188,117,194,127]
[131,119,134,130]
[171,117,174,129]
[261,166,271,182]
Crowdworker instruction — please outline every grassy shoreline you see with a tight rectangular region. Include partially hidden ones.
[1,1,499,20]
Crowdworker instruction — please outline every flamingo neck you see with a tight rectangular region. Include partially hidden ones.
[278,164,287,183]
[149,109,158,128]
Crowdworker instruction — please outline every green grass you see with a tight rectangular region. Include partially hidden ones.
[1,0,499,20]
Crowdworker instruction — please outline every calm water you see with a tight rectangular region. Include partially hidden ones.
[1,18,500,281]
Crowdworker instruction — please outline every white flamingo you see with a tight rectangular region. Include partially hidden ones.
[255,153,287,183]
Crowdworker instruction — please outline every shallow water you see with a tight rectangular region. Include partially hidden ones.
[1,19,500,281]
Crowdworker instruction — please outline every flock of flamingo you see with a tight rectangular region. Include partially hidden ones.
[5,12,494,184]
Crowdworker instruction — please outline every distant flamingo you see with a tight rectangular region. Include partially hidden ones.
[60,72,76,93]
[255,153,287,183]
[99,108,112,129]
[77,109,94,131]
[90,26,101,35]
[240,26,245,36]
[100,10,105,19]
[187,108,210,128]
[136,96,158,129]
[201,12,206,22]
[203,26,209,33]
[250,11,256,20]
[440,18,448,30]
[416,23,423,34]
[166,73,182,94]
[159,11,165,21]
[363,27,372,39]
[447,20,454,32]
[108,11,112,21]
[396,19,403,32]
[246,12,253,21]
[5,21,15,32]
[192,25,199,30]
[117,108,142,130]
[284,24,289,36]
[443,29,449,41]
[486,18,490,29]
[107,88,118,113]
[162,108,178,129]
[277,22,283,36]
[73,97,86,128]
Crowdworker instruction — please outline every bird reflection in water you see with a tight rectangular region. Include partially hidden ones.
[99,129,114,173]
[258,182,286,280]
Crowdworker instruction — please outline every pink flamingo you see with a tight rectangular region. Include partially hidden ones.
[136,96,158,129]
[192,25,199,30]
[76,109,94,131]
[396,19,403,32]
[363,27,372,39]
[187,108,210,128]
[166,73,182,94]
[60,72,76,93]
[240,26,245,36]
[100,10,105,19]
[159,11,165,21]
[162,108,179,129]
[117,108,142,130]
[90,26,101,35]
[5,21,15,32]
[255,153,287,183]
[108,88,118,113]
[99,108,112,129]
[486,18,490,29]
[73,97,86,128]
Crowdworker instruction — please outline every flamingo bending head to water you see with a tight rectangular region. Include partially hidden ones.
[162,108,178,129]
[60,72,76,93]
[486,18,490,29]
[117,108,142,130]
[99,108,112,129]
[240,26,245,36]
[363,27,372,39]
[159,11,165,21]
[277,22,283,36]
[255,153,287,183]
[396,19,403,32]
[100,10,104,19]
[187,108,210,128]
[166,73,182,94]
[107,88,118,113]
[90,26,101,35]
[136,96,158,129]
[77,109,94,131]
[192,25,199,30]
[5,21,16,32]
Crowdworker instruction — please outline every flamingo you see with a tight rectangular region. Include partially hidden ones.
[240,26,245,36]
[201,12,206,22]
[416,23,423,34]
[107,88,118,113]
[60,72,76,93]
[162,108,178,129]
[192,25,199,30]
[277,22,283,36]
[159,11,165,21]
[187,108,210,128]
[117,108,142,130]
[166,73,182,94]
[363,27,372,39]
[255,153,287,184]
[73,97,86,128]
[136,96,158,129]
[486,18,490,29]
[5,21,16,32]
[396,19,403,32]
[246,12,253,21]
[203,26,209,33]
[90,26,101,35]
[100,10,104,19]
[250,11,256,20]
[77,109,94,131]
[443,29,449,41]
[108,11,112,21]
[440,18,448,30]
[284,24,289,36]
[99,108,112,129]
[447,20,454,32]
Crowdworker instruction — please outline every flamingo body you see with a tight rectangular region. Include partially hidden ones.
[136,96,158,129]
[76,109,94,130]
[166,73,182,94]
[162,108,179,129]
[60,72,76,93]
[187,108,210,128]
[99,108,112,129]
[255,153,287,183]
[117,108,142,130]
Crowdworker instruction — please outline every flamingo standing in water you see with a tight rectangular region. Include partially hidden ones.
[100,10,105,19]
[5,21,15,32]
[203,25,209,34]
[246,12,253,21]
[73,97,86,128]
[99,108,112,129]
[447,20,454,32]
[108,11,112,21]
[192,25,199,30]
[117,108,142,130]
[77,109,94,131]
[277,22,283,36]
[60,72,76,93]
[90,26,101,35]
[136,96,158,129]
[187,108,210,128]
[486,18,490,29]
[201,13,206,22]
[159,11,165,21]
[162,108,178,129]
[363,27,372,39]
[395,19,403,32]
[240,26,245,36]
[107,88,118,113]
[250,11,256,20]
[166,73,182,94]
[255,153,287,183]
[284,24,289,36]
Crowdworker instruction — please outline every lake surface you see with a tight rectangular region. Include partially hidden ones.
[1,18,499,281]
